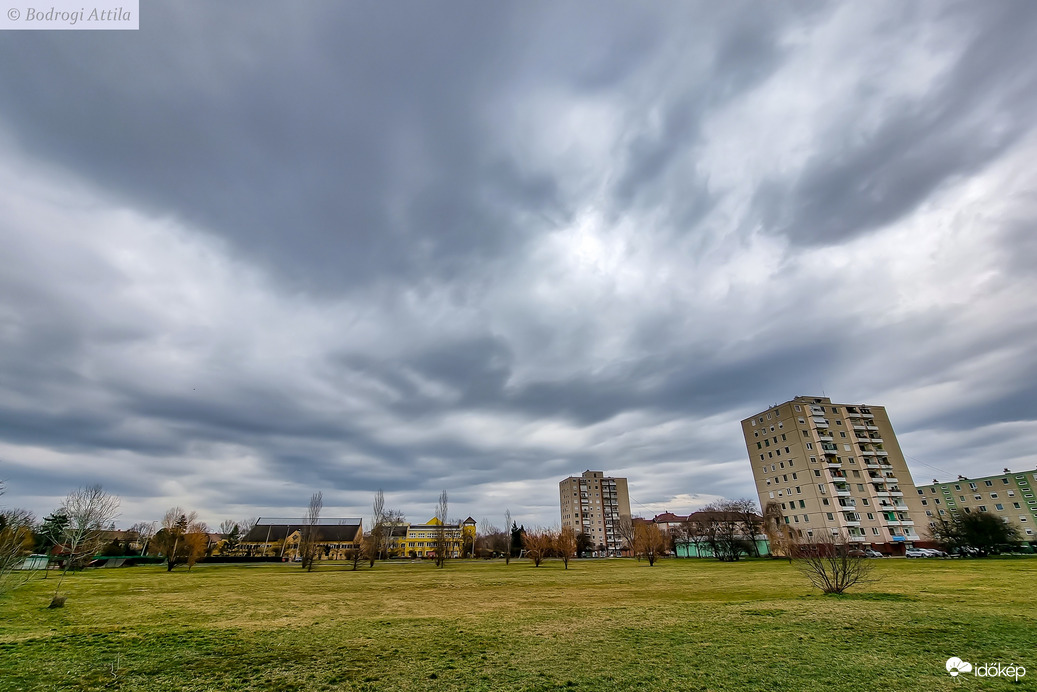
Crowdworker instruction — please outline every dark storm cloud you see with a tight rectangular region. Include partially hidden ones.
[754,1,1037,247]
[0,2,565,294]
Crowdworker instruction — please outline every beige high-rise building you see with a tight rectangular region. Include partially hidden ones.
[741,396,928,554]
[559,470,631,556]
[916,469,1037,548]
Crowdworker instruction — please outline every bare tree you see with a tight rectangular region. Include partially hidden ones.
[522,528,556,567]
[503,509,512,565]
[732,498,763,557]
[1,482,38,596]
[434,491,449,568]
[371,489,386,560]
[128,521,156,556]
[300,491,323,571]
[615,516,635,557]
[632,522,667,566]
[556,526,577,569]
[50,485,120,607]
[345,533,369,571]
[699,501,754,562]
[153,508,206,571]
[796,530,875,594]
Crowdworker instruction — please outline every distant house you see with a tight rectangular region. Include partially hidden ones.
[240,518,363,560]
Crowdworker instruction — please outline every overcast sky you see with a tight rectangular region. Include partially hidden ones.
[1,1,1036,530]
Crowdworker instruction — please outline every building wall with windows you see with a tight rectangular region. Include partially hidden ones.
[742,396,928,554]
[388,517,477,559]
[559,471,631,556]
[916,469,1037,547]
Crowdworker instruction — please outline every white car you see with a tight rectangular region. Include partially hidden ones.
[904,548,927,558]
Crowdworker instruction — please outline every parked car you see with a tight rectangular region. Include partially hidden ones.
[864,549,884,558]
[920,548,947,557]
[905,548,927,558]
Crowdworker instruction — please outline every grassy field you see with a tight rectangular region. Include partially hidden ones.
[1,557,1034,691]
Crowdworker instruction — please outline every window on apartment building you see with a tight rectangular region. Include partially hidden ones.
[954,484,961,490]
[810,456,817,463]
[1021,517,1029,523]
[764,439,770,447]
[1014,502,1021,508]
[960,496,966,501]
[826,513,834,521]
[866,512,874,520]
[779,461,784,468]
[768,452,773,458]
[799,500,806,508]
[768,491,774,499]
[862,499,869,506]
[776,449,782,456]
[757,442,762,449]
[822,498,830,506]
[995,504,1004,511]
[789,460,794,467]
[780,502,787,510]
[799,418,806,425]
[990,493,998,499]
[795,405,801,412]
[1008,490,1015,496]
[872,527,880,535]
[978,505,987,512]
[974,495,982,500]
[760,454,765,461]
[835,420,842,425]
[781,433,787,441]
[771,464,776,471]
[963,507,972,514]
[806,442,814,450]
[925,510,933,517]
[843,444,852,451]
[921,499,928,506]
[969,483,977,490]
[818,484,826,494]
[779,422,784,429]
[782,474,788,482]
[796,487,802,494]
[793,515,800,523]
[984,480,993,487]
[766,413,771,420]
[840,431,847,438]
[939,509,946,515]
[852,470,860,478]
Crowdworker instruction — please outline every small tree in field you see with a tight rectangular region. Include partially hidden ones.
[556,526,577,569]
[632,522,667,566]
[50,485,120,607]
[154,507,206,572]
[299,491,323,571]
[503,510,513,564]
[1,482,37,596]
[434,491,449,568]
[796,531,874,594]
[522,528,555,567]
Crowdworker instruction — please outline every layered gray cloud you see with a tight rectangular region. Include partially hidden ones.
[1,1,1036,527]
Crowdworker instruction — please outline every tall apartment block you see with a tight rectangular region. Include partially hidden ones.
[559,470,631,556]
[916,468,1037,548]
[741,396,927,554]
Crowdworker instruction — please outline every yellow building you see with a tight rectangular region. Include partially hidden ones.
[389,517,477,559]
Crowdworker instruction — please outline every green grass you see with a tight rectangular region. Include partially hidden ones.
[1,557,1034,691]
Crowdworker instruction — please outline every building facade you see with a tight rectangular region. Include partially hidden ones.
[741,396,927,554]
[916,468,1037,548]
[386,517,477,559]
[559,470,631,556]
[241,517,363,560]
